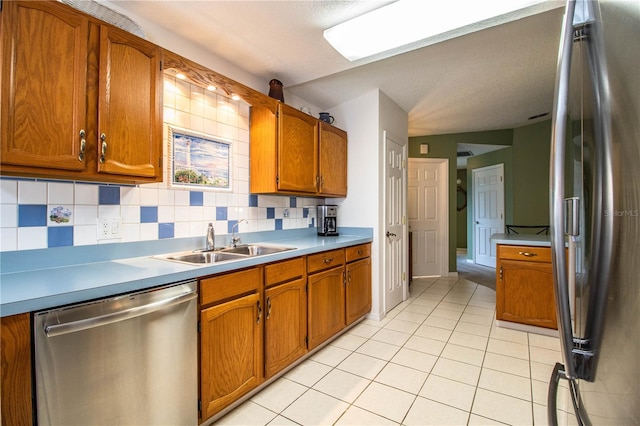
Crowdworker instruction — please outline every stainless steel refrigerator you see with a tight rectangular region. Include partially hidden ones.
[548,0,639,424]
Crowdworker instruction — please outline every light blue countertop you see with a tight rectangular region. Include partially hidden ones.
[491,233,551,247]
[0,228,372,317]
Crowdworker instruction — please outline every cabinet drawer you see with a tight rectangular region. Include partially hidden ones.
[345,243,371,263]
[307,249,345,274]
[498,245,551,263]
[264,257,305,287]
[200,267,263,306]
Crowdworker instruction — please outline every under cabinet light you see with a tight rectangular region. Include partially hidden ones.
[207,85,216,92]
[323,0,548,61]
[176,72,187,80]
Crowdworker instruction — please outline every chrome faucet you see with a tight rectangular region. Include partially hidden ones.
[231,219,247,247]
[206,222,215,251]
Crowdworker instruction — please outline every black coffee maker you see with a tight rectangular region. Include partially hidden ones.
[317,205,339,236]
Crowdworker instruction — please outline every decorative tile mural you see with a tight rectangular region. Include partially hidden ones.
[0,75,321,252]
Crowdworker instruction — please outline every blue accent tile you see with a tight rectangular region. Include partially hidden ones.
[18,205,47,227]
[289,197,297,208]
[140,206,158,223]
[98,186,120,205]
[190,191,203,206]
[227,220,238,233]
[266,207,275,219]
[303,208,309,218]
[275,219,283,230]
[48,227,73,248]
[158,223,175,239]
[216,206,227,220]
[249,194,258,207]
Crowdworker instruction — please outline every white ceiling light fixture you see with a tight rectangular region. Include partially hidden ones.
[323,0,549,61]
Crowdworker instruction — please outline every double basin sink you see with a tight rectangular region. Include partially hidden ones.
[155,244,295,265]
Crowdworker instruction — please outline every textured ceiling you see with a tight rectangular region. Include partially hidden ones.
[105,1,565,137]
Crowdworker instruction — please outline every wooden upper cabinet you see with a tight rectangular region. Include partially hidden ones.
[1,0,89,171]
[249,103,347,197]
[318,122,347,197]
[96,26,162,179]
[278,104,318,194]
[0,0,163,183]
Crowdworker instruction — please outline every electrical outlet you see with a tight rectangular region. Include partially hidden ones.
[97,217,123,240]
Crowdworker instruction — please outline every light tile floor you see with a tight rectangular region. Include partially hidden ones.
[215,276,576,426]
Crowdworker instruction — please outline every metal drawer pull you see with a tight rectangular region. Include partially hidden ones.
[323,257,334,264]
[99,133,107,164]
[256,300,262,324]
[518,251,537,257]
[357,250,363,255]
[78,129,86,161]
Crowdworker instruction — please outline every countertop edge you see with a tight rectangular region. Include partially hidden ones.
[1,233,372,317]
[490,233,552,247]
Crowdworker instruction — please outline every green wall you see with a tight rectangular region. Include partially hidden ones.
[456,169,467,248]
[409,121,552,271]
[409,129,513,272]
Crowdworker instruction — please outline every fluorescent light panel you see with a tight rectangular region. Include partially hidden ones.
[323,0,547,61]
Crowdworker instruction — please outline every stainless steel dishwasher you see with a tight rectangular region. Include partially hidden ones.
[34,280,198,425]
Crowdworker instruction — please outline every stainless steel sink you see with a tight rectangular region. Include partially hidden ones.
[154,244,295,265]
[219,244,295,256]
[155,251,246,265]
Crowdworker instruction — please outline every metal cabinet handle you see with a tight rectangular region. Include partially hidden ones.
[78,129,86,162]
[99,133,107,164]
[266,296,271,320]
[256,300,262,324]
[357,250,363,255]
[347,270,351,285]
[518,251,537,257]
[322,257,334,264]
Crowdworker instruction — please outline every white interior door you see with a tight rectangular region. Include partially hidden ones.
[384,133,406,313]
[408,158,448,277]
[473,164,504,268]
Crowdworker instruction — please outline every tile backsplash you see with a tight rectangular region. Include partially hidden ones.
[0,74,321,252]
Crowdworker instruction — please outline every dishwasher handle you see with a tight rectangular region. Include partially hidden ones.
[44,289,197,338]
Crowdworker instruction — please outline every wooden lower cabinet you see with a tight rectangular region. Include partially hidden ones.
[496,245,558,329]
[307,265,346,350]
[199,269,263,422]
[264,277,307,378]
[345,257,372,325]
[1,313,33,426]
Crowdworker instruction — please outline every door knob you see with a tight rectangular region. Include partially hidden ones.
[386,231,397,238]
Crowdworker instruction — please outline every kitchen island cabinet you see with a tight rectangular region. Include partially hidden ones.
[496,244,558,329]
[199,267,264,422]
[1,0,163,184]
[249,103,347,197]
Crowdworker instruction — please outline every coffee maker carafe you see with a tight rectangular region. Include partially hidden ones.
[317,205,339,236]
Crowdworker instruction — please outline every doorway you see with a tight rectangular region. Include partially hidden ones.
[472,163,505,268]
[383,132,407,313]
[408,158,449,278]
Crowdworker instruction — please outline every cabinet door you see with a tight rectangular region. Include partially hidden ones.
[278,104,318,193]
[497,259,557,329]
[200,292,263,421]
[1,313,33,426]
[1,1,88,171]
[345,257,372,325]
[264,277,307,378]
[307,266,345,350]
[97,25,162,179]
[319,122,347,197]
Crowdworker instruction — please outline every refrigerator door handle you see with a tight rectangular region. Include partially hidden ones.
[549,363,589,426]
[549,0,578,380]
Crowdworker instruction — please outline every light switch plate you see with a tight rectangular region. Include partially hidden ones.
[420,144,429,154]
